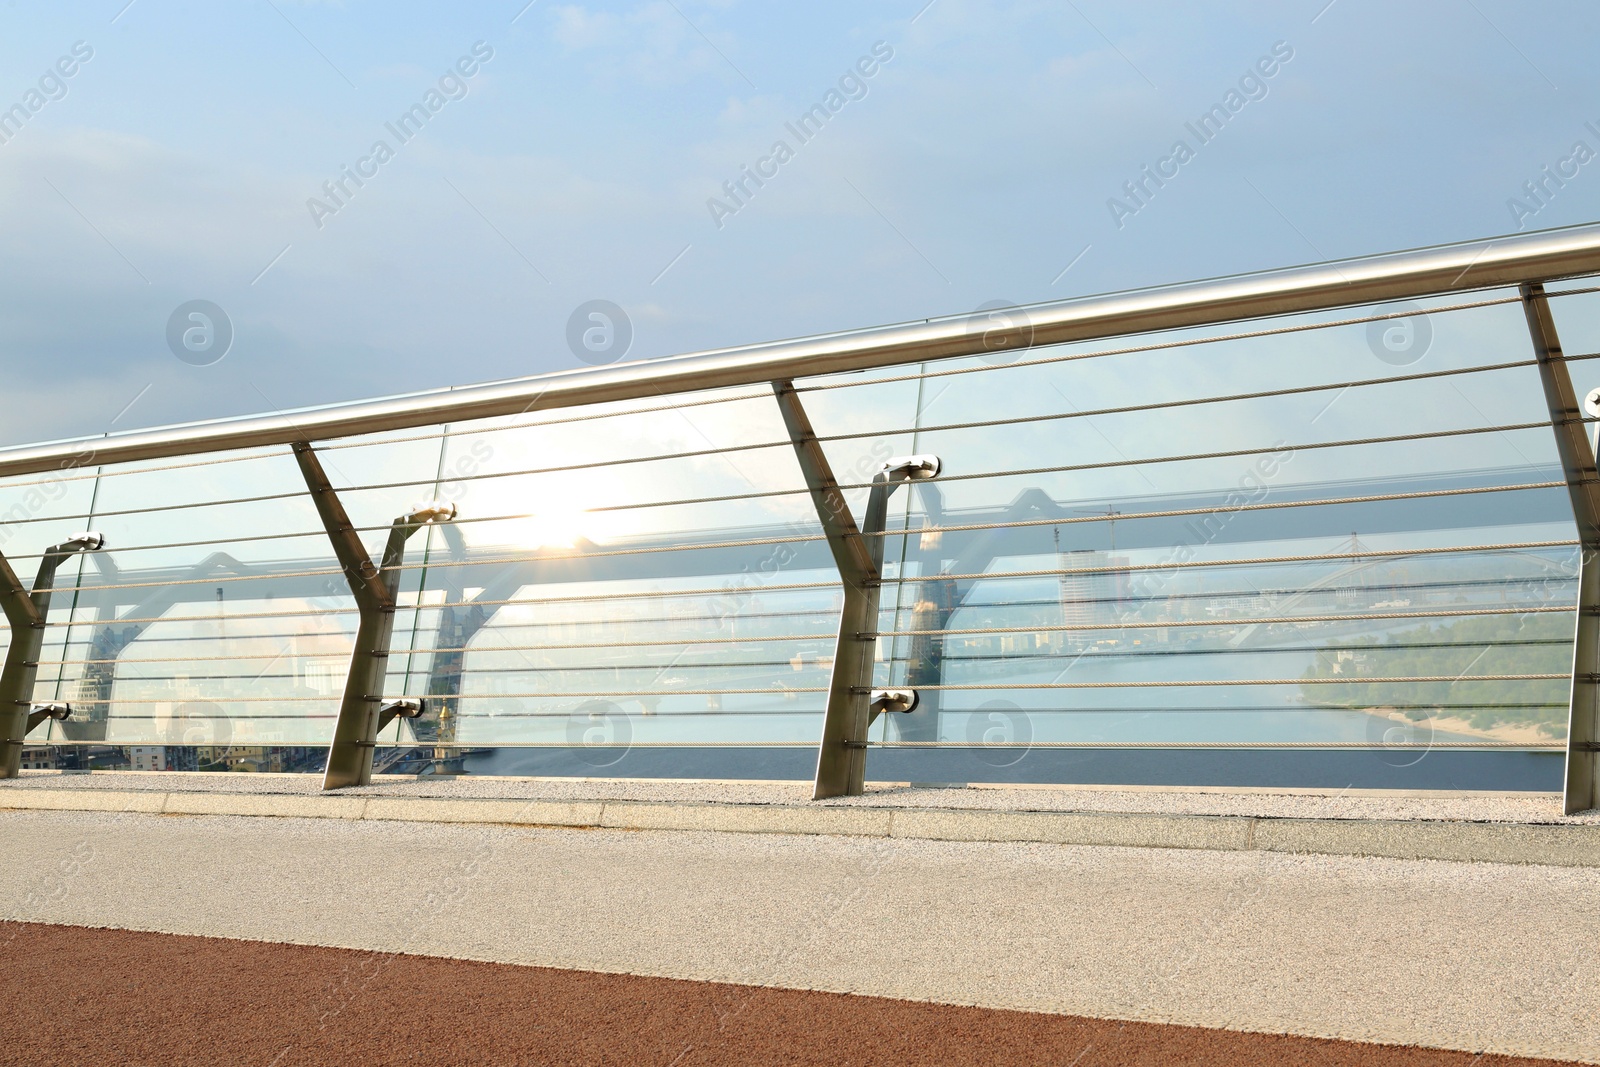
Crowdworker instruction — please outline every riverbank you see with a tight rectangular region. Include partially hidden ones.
[1361,706,1561,745]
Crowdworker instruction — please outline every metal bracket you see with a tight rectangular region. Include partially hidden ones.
[880,456,941,481]
[868,688,919,725]
[772,381,942,799]
[1521,284,1600,814]
[0,535,105,778]
[376,697,426,736]
[26,702,71,734]
[293,442,455,790]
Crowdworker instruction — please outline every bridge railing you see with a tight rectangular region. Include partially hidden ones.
[4,225,1600,809]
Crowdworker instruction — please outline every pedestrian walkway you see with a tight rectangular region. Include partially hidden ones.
[2,799,1597,1062]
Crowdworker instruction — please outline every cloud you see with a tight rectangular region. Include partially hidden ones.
[552,5,621,49]
[547,1,743,86]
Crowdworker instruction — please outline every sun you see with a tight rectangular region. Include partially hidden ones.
[515,507,590,549]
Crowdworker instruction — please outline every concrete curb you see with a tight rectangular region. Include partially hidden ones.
[3,787,1598,867]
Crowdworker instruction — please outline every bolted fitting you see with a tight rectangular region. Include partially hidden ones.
[880,455,941,480]
[869,689,920,715]
[375,697,427,735]
[403,502,457,525]
[25,702,71,733]
[380,697,427,719]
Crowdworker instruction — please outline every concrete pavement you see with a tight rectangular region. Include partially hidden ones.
[5,772,1600,866]
[2,807,1596,1062]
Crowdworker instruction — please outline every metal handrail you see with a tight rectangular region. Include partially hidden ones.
[4,223,1600,478]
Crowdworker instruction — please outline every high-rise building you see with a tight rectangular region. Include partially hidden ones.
[1057,547,1131,648]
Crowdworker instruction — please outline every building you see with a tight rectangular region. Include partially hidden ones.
[17,745,56,771]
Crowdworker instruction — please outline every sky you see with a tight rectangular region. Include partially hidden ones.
[2,0,1599,448]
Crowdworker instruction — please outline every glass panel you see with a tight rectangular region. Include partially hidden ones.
[796,292,1576,758]
[41,431,444,760]
[0,459,101,750]
[5,279,1592,785]
[408,390,853,754]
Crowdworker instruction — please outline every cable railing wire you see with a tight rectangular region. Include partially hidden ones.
[56,477,1567,593]
[43,409,1597,560]
[51,673,1563,703]
[792,295,1527,393]
[25,537,1577,597]
[70,701,1563,715]
[867,603,1575,637]
[31,537,1580,620]
[813,358,1558,445]
[895,574,1575,612]
[888,540,1580,583]
[1547,284,1600,299]
[854,422,1563,491]
[33,635,1570,671]
[909,675,1563,690]
[7,407,1589,556]
[310,387,777,453]
[38,597,1566,644]
[52,525,839,594]
[860,481,1565,540]
[0,444,292,491]
[329,437,794,496]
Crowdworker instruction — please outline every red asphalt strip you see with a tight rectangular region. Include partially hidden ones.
[0,921,1583,1067]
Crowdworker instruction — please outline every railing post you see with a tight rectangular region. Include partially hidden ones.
[292,442,454,790]
[0,533,104,777]
[1520,283,1600,813]
[771,381,938,798]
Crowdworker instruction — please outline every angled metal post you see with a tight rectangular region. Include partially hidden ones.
[292,442,455,790]
[1520,283,1600,813]
[772,381,937,798]
[0,533,105,777]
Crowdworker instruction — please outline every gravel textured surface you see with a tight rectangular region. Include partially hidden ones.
[0,922,1583,1067]
[3,769,1594,823]
[2,809,1597,1062]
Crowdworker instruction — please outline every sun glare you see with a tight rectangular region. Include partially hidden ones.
[518,508,589,549]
